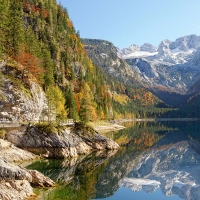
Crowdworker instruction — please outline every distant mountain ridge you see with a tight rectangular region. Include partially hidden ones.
[82,35,200,107]
[118,34,200,65]
[119,34,200,96]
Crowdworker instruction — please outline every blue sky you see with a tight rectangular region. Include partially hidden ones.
[58,0,200,49]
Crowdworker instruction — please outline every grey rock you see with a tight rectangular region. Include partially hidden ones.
[0,65,48,122]
[0,156,54,200]
[28,170,55,187]
[0,180,34,200]
[140,43,157,52]
[191,47,200,66]
[6,124,119,159]
[0,157,31,181]
[158,39,171,56]
[0,138,38,163]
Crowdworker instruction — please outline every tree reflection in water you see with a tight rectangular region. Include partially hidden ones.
[27,121,200,200]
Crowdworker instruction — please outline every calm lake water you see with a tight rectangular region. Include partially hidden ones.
[27,121,200,200]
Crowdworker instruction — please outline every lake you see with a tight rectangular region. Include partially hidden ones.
[27,121,200,200]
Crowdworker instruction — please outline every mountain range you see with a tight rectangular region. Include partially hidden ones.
[82,35,200,107]
[119,34,200,93]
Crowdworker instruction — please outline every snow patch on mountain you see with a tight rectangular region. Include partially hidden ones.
[118,35,200,94]
[119,35,200,65]
[120,51,158,59]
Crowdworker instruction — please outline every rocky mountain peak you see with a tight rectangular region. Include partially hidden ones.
[140,43,157,52]
[119,34,200,96]
[158,39,171,55]
[119,34,200,61]
[129,44,140,52]
[170,34,200,51]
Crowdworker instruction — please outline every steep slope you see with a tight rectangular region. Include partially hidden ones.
[81,38,172,117]
[0,0,171,123]
[0,0,117,122]
[188,79,200,95]
[81,38,142,86]
[0,60,47,122]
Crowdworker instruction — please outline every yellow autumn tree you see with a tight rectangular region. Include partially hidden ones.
[80,83,96,123]
[46,86,67,122]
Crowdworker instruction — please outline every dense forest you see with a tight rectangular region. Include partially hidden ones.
[0,0,172,123]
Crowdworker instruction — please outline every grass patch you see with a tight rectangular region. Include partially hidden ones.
[35,122,65,134]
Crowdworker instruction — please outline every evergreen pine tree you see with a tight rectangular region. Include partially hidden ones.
[7,0,25,56]
[42,49,55,89]
[0,0,9,57]
[65,87,79,121]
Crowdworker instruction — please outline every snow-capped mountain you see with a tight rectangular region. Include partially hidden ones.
[118,34,200,95]
[119,34,200,65]
[82,35,200,105]
[118,43,158,59]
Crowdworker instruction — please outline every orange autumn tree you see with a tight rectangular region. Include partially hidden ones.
[14,44,43,83]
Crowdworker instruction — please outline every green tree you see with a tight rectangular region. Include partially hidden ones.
[46,86,67,122]
[7,0,25,56]
[80,83,95,123]
[65,87,79,121]
[42,49,55,89]
[0,0,9,57]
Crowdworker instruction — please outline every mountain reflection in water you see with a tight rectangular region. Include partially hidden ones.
[26,121,200,200]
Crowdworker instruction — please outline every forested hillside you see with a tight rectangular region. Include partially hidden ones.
[0,0,171,122]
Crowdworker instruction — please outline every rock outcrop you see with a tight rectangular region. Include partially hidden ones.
[0,180,33,200]
[5,123,119,159]
[0,138,38,163]
[0,138,55,200]
[0,61,48,123]
[0,156,54,200]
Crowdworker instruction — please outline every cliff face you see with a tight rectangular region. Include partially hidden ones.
[0,61,48,122]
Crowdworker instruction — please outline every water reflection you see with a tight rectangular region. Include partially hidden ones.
[27,121,200,200]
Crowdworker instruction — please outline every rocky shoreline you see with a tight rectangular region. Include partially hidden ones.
[5,123,119,158]
[0,123,119,200]
[0,139,55,200]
